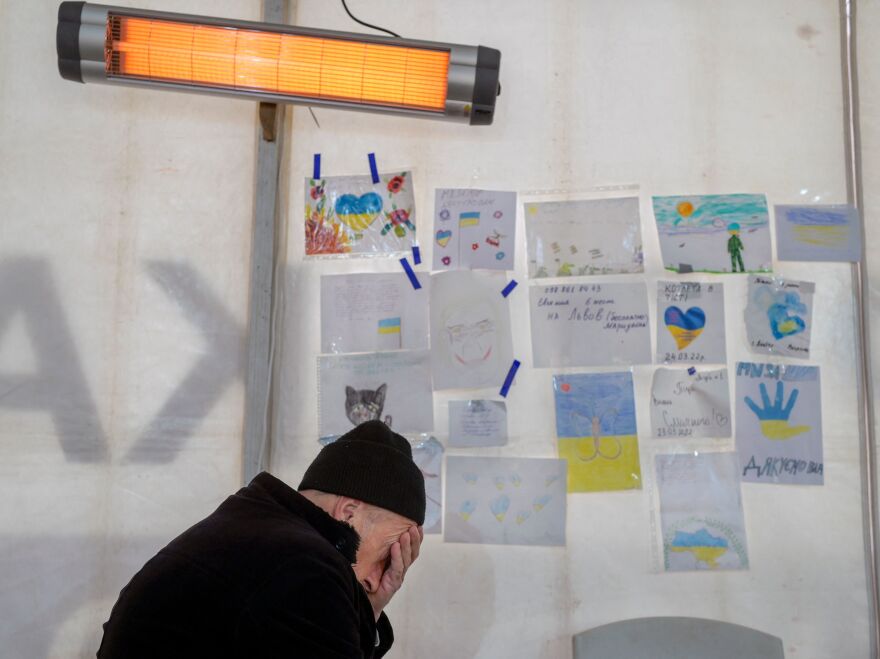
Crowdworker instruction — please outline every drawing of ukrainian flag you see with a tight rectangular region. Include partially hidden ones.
[378,317,401,334]
[459,211,480,227]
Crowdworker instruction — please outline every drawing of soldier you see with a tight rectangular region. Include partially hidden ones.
[727,222,745,273]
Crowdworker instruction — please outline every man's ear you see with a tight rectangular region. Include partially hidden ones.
[332,496,362,523]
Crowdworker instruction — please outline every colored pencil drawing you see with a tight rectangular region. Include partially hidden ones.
[553,372,641,492]
[775,204,861,262]
[444,456,567,547]
[430,271,513,390]
[305,170,415,256]
[656,281,726,364]
[411,436,444,534]
[525,197,644,278]
[735,362,823,485]
[432,189,517,271]
[652,194,772,273]
[655,451,749,572]
[745,275,814,359]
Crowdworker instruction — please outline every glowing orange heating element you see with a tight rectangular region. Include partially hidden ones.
[108,15,450,111]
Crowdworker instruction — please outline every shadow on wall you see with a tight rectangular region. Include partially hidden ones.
[0,534,165,659]
[0,257,245,464]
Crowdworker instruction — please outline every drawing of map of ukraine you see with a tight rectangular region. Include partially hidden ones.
[669,528,729,568]
[663,518,748,571]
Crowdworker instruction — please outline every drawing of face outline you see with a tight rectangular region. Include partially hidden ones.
[444,302,497,366]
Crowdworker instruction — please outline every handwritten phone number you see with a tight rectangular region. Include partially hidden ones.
[663,352,705,363]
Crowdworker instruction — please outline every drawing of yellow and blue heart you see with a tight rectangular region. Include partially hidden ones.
[334,192,384,232]
[767,300,806,340]
[664,306,706,350]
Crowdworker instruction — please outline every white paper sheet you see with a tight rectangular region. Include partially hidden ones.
[656,451,749,571]
[529,282,651,367]
[735,362,823,485]
[745,275,815,359]
[650,368,731,439]
[448,400,508,447]
[444,456,567,547]
[305,170,416,256]
[320,273,429,353]
[432,189,517,271]
[775,204,861,262]
[317,350,434,437]
[412,436,444,534]
[525,197,644,278]
[652,194,772,274]
[656,281,727,364]
[430,271,513,390]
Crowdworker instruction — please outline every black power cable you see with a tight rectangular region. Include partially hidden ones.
[340,0,401,38]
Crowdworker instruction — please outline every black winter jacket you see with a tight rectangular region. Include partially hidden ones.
[97,472,393,658]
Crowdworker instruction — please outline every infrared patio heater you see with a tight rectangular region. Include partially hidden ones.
[55,2,501,125]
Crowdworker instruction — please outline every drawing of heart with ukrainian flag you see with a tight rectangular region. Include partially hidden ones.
[334,192,383,232]
[664,306,706,350]
[436,229,452,248]
[767,303,806,340]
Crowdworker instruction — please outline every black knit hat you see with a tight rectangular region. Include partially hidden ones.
[299,420,426,525]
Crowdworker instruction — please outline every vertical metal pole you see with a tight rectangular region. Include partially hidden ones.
[840,1,880,655]
[243,0,291,484]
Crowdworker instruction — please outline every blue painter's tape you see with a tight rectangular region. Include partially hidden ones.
[400,257,421,289]
[687,366,697,375]
[412,244,422,265]
[499,359,521,398]
[313,153,321,180]
[501,280,518,297]
[368,152,379,184]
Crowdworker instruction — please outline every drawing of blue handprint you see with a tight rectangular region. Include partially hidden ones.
[744,380,811,440]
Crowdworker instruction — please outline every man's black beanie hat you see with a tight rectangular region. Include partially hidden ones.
[298,420,426,525]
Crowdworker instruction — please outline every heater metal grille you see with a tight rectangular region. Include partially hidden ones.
[106,14,450,111]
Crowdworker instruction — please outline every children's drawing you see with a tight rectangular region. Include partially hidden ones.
[305,170,415,256]
[320,273,429,353]
[656,451,749,571]
[448,399,507,447]
[411,436,444,534]
[317,350,433,438]
[775,204,861,262]
[650,368,731,439]
[553,372,641,492]
[744,275,814,359]
[530,282,651,367]
[430,271,513,390]
[432,189,517,271]
[735,362,823,485]
[444,456,567,546]
[656,281,726,364]
[652,194,772,273]
[525,197,643,278]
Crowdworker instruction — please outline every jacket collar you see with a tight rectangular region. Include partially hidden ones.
[247,471,361,564]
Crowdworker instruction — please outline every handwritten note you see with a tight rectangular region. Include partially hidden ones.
[433,188,517,271]
[321,273,429,353]
[449,400,508,447]
[656,281,726,364]
[650,368,731,439]
[529,282,651,367]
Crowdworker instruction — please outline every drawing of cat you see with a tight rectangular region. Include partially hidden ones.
[344,384,392,427]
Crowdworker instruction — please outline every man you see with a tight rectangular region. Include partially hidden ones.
[727,222,745,273]
[97,420,425,658]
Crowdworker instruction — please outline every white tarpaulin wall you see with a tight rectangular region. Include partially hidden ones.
[2,1,880,658]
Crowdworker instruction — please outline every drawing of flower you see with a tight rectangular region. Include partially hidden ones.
[305,211,351,255]
[381,207,416,237]
[387,175,406,195]
[310,183,325,200]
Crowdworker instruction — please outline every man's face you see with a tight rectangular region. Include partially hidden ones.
[349,505,416,594]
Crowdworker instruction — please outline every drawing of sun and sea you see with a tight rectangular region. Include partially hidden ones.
[553,372,641,492]
[663,517,749,571]
[652,194,772,274]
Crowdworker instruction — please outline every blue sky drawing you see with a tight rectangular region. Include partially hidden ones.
[653,194,769,236]
[553,372,636,437]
